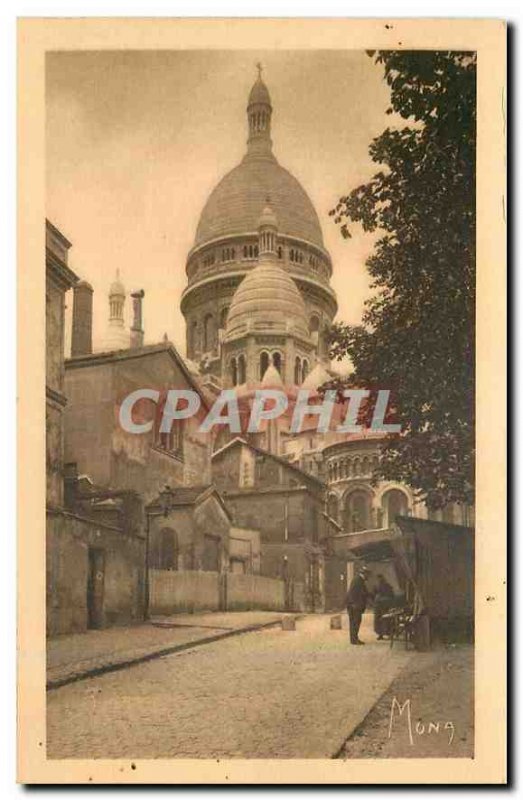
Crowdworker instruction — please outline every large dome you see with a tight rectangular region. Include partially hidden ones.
[194,154,325,249]
[225,256,309,341]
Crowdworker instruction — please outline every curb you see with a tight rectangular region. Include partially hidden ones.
[330,651,416,758]
[47,615,301,691]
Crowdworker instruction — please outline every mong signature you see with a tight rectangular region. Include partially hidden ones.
[388,697,455,746]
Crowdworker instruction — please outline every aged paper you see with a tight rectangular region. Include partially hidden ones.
[18,18,506,784]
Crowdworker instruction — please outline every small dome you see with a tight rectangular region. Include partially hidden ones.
[109,269,125,297]
[302,361,331,392]
[248,76,271,107]
[258,204,278,229]
[225,257,309,341]
[261,364,284,388]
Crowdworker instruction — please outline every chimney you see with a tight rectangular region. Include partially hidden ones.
[130,290,145,348]
[71,280,93,356]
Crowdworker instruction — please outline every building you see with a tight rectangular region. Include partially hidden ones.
[46,221,147,636]
[211,437,340,611]
[46,220,78,505]
[64,341,212,502]
[146,485,232,573]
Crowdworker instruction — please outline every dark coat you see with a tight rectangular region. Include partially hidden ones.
[346,574,369,612]
[374,580,394,616]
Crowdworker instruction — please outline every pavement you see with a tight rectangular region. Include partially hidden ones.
[337,644,474,759]
[46,611,295,689]
[46,613,415,759]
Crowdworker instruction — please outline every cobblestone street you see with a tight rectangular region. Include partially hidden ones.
[47,614,413,759]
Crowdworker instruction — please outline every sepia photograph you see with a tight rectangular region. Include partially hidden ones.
[17,17,506,784]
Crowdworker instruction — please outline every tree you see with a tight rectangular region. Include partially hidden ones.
[328,51,476,510]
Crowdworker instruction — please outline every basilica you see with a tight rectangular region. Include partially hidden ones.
[178,69,473,530]
[45,69,474,635]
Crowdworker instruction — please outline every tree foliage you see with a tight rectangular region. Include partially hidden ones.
[328,51,476,509]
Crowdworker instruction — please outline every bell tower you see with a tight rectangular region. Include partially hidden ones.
[246,64,273,156]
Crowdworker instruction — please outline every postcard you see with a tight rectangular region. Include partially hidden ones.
[18,17,506,784]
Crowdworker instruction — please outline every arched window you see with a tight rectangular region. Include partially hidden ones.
[344,490,373,533]
[272,351,282,374]
[238,354,246,384]
[362,456,370,476]
[302,359,309,380]
[353,458,361,477]
[277,246,283,259]
[309,315,320,334]
[203,313,214,352]
[230,357,238,387]
[294,357,301,385]
[382,489,409,527]
[254,245,259,257]
[327,493,338,521]
[243,245,248,258]
[260,351,270,379]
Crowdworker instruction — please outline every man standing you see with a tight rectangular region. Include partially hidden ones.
[346,564,370,645]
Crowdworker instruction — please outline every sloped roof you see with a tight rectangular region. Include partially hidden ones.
[146,484,232,520]
[212,436,325,488]
[65,341,210,410]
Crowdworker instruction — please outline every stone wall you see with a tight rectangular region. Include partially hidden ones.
[46,508,145,637]
[148,569,297,614]
[46,398,65,505]
[226,573,285,611]
[149,569,220,614]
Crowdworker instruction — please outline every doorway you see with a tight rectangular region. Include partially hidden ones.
[87,547,105,629]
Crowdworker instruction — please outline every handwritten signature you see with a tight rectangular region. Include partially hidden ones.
[388,697,455,746]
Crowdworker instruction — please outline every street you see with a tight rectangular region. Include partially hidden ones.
[47,614,413,759]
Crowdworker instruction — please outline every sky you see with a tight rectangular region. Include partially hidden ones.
[46,49,396,356]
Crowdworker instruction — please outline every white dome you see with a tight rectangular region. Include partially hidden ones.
[225,257,309,342]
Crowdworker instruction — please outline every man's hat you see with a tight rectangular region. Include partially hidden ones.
[360,565,370,574]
